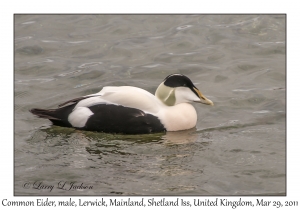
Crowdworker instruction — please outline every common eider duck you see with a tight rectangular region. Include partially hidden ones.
[30,74,213,134]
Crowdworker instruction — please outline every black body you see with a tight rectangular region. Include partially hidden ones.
[30,103,166,134]
[83,104,165,134]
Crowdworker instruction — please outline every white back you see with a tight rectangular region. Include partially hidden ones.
[76,86,162,114]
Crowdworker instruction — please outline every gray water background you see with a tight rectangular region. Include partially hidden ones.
[14,15,286,195]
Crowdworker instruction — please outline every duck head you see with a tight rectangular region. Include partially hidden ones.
[155,74,214,106]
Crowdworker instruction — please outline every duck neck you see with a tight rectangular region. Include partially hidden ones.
[155,83,176,106]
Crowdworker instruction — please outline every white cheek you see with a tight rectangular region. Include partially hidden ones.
[68,107,94,128]
[175,87,200,104]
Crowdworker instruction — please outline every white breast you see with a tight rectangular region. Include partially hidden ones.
[157,103,197,131]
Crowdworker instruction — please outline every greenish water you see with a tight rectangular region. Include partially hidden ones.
[14,15,285,195]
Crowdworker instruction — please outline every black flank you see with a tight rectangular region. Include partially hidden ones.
[82,104,166,134]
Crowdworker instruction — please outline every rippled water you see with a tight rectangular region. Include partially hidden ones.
[14,15,285,195]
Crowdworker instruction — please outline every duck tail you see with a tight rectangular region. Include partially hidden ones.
[30,104,76,127]
[30,108,61,120]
